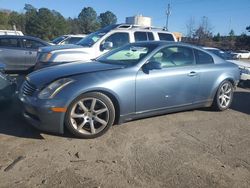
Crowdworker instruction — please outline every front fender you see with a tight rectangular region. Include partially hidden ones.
[54,69,136,117]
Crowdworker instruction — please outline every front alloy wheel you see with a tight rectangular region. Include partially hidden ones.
[65,92,115,138]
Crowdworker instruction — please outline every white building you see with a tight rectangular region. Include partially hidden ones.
[126,15,152,27]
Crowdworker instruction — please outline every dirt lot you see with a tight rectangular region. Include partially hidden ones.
[0,83,250,187]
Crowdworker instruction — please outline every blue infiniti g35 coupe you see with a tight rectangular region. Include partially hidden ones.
[19,41,240,138]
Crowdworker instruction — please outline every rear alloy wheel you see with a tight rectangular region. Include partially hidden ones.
[65,92,115,138]
[212,80,234,111]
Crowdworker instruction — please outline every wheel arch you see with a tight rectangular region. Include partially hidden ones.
[63,88,121,131]
[90,89,121,125]
[211,75,236,101]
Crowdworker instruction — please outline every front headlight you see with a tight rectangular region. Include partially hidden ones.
[39,52,52,62]
[239,67,250,74]
[38,78,74,99]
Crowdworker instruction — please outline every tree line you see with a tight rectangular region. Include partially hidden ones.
[0,4,249,50]
[0,4,117,41]
[183,16,250,50]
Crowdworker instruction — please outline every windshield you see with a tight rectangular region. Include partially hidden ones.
[76,24,119,47]
[207,49,233,60]
[97,43,158,65]
[51,36,67,44]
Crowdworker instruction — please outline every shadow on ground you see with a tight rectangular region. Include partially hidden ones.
[0,97,44,139]
[231,90,250,115]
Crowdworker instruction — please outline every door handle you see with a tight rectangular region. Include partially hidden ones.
[188,71,197,77]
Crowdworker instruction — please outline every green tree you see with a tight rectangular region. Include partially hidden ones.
[8,11,26,32]
[67,18,81,34]
[36,8,55,40]
[213,33,221,42]
[24,4,38,36]
[78,7,100,34]
[98,11,117,28]
[235,34,250,50]
[24,4,36,12]
[229,29,235,41]
[0,11,11,29]
[51,10,70,37]
[246,26,250,32]
[229,29,235,36]
[25,5,69,40]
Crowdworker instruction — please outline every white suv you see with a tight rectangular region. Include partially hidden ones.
[34,24,177,69]
[51,34,86,45]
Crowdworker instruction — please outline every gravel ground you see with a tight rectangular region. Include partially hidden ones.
[0,83,249,188]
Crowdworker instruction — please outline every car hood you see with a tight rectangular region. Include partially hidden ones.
[227,60,250,68]
[27,61,124,87]
[39,44,83,53]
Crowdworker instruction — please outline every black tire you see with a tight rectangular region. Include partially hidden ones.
[65,92,115,139]
[212,80,234,111]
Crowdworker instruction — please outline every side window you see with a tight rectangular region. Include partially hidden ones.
[63,37,82,44]
[150,46,195,68]
[0,38,21,48]
[147,32,154,40]
[103,32,129,49]
[158,33,175,41]
[134,32,154,41]
[134,32,147,41]
[24,39,45,49]
[194,49,214,64]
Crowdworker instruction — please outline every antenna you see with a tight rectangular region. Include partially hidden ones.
[166,3,171,31]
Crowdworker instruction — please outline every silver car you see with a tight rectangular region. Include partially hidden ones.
[0,35,50,71]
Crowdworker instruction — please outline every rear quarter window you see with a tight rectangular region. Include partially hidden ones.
[194,49,214,64]
[158,33,175,41]
[134,32,154,41]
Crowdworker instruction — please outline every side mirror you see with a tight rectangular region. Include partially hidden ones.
[144,60,162,70]
[142,60,161,74]
[102,42,113,50]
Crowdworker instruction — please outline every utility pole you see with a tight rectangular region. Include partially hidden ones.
[166,3,171,31]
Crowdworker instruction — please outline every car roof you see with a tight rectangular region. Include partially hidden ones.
[0,35,49,44]
[131,41,224,61]
[203,47,220,50]
[111,24,174,33]
[65,34,86,37]
[131,41,203,49]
